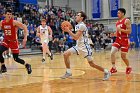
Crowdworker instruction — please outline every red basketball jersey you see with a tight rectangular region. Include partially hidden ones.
[1,18,18,40]
[116,18,129,38]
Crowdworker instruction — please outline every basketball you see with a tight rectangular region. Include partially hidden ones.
[61,21,73,31]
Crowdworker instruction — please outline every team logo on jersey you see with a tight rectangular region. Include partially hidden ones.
[75,26,79,30]
[4,25,11,29]
[41,29,46,33]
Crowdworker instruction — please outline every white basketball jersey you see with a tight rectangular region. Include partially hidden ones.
[75,22,89,47]
[39,25,48,40]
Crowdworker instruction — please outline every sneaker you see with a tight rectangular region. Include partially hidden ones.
[42,58,46,63]
[126,67,132,74]
[1,64,7,73]
[25,64,32,74]
[61,72,72,79]
[49,53,53,60]
[103,71,111,81]
[110,67,117,74]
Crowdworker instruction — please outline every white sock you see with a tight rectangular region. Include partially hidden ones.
[49,53,51,56]
[104,69,108,73]
[43,56,45,59]
[66,69,71,74]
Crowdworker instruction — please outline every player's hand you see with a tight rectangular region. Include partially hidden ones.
[62,26,70,32]
[117,26,122,32]
[22,38,27,48]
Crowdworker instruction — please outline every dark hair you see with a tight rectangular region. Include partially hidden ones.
[118,8,126,15]
[79,11,87,21]
[5,9,12,14]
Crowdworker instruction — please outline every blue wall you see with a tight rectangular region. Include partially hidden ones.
[138,24,140,47]
[131,24,140,48]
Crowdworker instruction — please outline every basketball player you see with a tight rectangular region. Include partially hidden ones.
[37,19,53,63]
[110,8,132,74]
[61,11,111,80]
[0,9,32,74]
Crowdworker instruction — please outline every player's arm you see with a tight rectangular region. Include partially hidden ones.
[120,19,131,34]
[64,24,85,40]
[48,26,53,37]
[0,21,2,30]
[36,26,40,37]
[14,20,28,39]
[14,20,28,47]
[67,30,83,40]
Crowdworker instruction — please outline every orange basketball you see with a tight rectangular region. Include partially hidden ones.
[61,21,72,31]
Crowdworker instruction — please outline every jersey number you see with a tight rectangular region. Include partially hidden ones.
[5,30,11,35]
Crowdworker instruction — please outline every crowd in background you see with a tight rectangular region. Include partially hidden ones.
[86,22,116,51]
[0,2,117,53]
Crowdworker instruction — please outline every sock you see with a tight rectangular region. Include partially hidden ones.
[49,53,51,56]
[104,69,108,73]
[66,69,71,74]
[43,56,45,59]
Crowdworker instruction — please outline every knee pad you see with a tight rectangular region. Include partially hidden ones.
[111,46,118,55]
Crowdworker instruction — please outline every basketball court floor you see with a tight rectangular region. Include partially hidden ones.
[0,49,140,93]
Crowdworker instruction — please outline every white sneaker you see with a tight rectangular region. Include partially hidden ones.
[61,72,72,79]
[103,72,111,81]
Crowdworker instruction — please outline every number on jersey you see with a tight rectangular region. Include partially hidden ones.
[5,30,11,35]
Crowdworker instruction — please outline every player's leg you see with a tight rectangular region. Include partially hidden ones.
[12,53,32,74]
[61,46,78,79]
[10,40,32,74]
[46,44,53,60]
[121,46,132,74]
[42,42,47,62]
[110,44,120,74]
[42,40,53,63]
[87,56,111,80]
[3,50,8,59]
[8,48,12,58]
[82,45,111,80]
[0,45,8,73]
[121,52,129,66]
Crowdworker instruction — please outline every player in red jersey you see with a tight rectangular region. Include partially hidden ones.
[110,8,132,74]
[0,9,32,74]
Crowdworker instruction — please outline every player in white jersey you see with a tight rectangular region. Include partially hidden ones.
[37,19,53,63]
[61,11,111,80]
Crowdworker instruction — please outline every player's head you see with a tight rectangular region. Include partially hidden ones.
[5,9,13,20]
[76,11,87,22]
[41,19,46,26]
[117,8,126,19]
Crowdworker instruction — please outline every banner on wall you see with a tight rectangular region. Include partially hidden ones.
[19,0,37,4]
[92,0,101,18]
[110,0,120,17]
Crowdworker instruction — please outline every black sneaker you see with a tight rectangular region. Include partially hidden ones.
[25,64,32,74]
[42,58,45,63]
[1,64,7,73]
[49,53,53,60]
